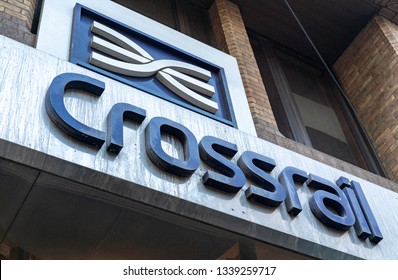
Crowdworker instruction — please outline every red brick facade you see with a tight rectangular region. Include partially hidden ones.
[209,0,279,137]
[0,0,37,46]
[334,16,398,182]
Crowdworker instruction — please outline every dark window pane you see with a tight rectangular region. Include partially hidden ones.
[250,34,366,167]
[112,0,214,46]
[279,54,357,165]
[249,36,296,140]
[175,1,214,46]
[306,127,356,165]
[114,0,177,29]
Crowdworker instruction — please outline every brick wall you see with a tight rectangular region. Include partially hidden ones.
[371,0,398,24]
[334,16,398,182]
[208,0,279,138]
[0,0,38,46]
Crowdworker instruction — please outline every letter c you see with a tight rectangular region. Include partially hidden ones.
[45,73,106,148]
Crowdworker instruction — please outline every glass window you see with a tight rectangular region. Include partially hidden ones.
[250,34,382,174]
[279,52,357,165]
[112,0,215,46]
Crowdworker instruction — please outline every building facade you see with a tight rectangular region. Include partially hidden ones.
[0,0,398,259]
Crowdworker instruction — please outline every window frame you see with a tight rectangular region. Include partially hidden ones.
[111,0,215,47]
[249,32,385,176]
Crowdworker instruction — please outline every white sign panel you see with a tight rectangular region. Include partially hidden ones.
[1,36,398,259]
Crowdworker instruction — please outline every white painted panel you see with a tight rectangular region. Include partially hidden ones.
[1,36,398,259]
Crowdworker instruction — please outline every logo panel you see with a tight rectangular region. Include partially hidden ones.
[70,4,236,126]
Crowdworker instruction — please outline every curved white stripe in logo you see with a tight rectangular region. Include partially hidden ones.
[90,52,211,80]
[156,72,218,113]
[91,36,150,64]
[162,68,215,97]
[91,21,153,60]
[89,21,218,114]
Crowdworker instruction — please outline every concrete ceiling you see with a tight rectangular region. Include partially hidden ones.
[0,159,311,259]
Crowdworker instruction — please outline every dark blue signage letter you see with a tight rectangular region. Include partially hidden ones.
[45,73,106,148]
[238,151,286,207]
[106,103,146,154]
[278,167,308,215]
[307,174,355,231]
[337,177,383,243]
[145,117,200,177]
[199,136,246,193]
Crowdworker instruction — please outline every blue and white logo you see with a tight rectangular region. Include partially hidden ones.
[70,4,236,126]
